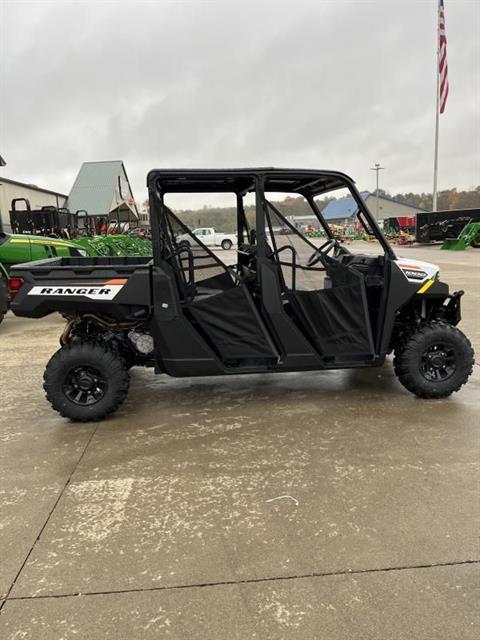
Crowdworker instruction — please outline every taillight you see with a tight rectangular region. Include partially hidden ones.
[8,277,25,302]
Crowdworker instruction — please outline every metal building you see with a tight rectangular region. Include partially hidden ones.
[321,192,426,224]
[67,161,139,226]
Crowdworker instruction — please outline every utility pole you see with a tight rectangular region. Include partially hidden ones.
[370,163,385,220]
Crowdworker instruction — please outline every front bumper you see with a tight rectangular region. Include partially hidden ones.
[443,290,464,326]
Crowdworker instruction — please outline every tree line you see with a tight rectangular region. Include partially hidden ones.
[142,186,480,231]
[381,186,480,212]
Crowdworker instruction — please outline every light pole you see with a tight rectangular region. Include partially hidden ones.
[370,163,385,220]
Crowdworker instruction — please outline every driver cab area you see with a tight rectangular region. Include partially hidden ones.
[147,169,394,373]
[258,193,377,361]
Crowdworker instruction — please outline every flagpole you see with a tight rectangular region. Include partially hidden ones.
[432,0,440,212]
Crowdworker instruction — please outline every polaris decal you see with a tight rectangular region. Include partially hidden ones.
[400,269,428,281]
[28,282,126,301]
[394,259,439,284]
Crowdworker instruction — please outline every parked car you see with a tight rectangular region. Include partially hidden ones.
[177,227,236,250]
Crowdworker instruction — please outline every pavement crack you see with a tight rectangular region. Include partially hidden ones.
[4,559,479,604]
[0,423,100,613]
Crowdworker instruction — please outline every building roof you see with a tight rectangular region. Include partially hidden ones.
[67,161,138,218]
[321,192,370,220]
[0,176,67,198]
[367,191,428,211]
[321,191,426,220]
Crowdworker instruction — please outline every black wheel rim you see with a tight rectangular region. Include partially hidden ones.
[420,342,456,382]
[63,366,107,406]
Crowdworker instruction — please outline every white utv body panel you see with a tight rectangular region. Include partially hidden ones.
[394,257,440,284]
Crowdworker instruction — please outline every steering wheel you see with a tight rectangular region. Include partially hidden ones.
[307,238,337,268]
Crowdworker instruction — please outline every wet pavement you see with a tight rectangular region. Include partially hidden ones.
[0,243,478,638]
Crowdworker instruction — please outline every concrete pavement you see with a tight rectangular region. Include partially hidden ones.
[0,244,478,638]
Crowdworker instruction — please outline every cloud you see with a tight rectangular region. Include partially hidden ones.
[2,0,479,207]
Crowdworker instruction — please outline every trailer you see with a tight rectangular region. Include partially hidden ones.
[416,208,480,244]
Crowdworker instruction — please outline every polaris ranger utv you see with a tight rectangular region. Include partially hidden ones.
[10,168,474,421]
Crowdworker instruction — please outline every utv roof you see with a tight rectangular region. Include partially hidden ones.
[147,168,355,197]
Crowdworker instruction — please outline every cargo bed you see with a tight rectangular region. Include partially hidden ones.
[10,256,153,320]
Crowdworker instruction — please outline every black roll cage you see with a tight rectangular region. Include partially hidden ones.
[147,168,396,274]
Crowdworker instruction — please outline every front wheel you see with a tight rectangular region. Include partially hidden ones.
[393,321,474,398]
[44,342,130,421]
[221,239,233,250]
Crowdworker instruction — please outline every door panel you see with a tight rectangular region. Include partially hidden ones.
[287,262,375,359]
[203,231,214,244]
[188,284,279,366]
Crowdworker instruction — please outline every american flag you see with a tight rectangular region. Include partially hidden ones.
[438,0,449,114]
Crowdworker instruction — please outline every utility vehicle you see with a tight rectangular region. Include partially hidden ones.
[10,168,474,421]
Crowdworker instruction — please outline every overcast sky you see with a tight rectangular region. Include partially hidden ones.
[1,0,479,207]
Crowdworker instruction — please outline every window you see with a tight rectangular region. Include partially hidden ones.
[161,195,236,298]
[263,193,327,292]
[314,186,385,253]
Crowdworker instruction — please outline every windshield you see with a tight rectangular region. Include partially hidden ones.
[268,183,390,257]
[311,185,387,254]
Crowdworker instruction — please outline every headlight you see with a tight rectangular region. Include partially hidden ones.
[78,249,88,257]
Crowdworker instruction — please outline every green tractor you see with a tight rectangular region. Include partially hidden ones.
[74,233,151,257]
[75,212,152,257]
[0,232,88,325]
[441,222,480,251]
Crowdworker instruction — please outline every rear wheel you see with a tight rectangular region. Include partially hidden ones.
[0,276,7,325]
[44,342,130,421]
[393,321,474,398]
[221,239,233,250]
